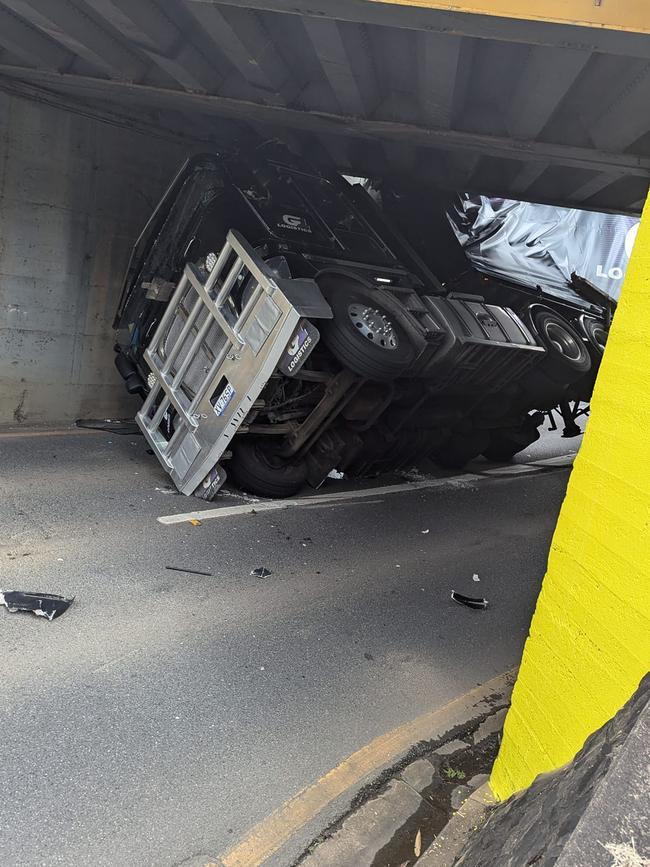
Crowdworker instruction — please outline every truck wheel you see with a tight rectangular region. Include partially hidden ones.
[228,438,307,498]
[524,305,591,384]
[318,276,417,381]
[577,315,607,356]
[569,315,607,401]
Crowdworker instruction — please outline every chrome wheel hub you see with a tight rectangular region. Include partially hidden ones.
[348,303,398,350]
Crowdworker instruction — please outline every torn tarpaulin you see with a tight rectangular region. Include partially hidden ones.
[0,590,74,620]
[451,590,488,610]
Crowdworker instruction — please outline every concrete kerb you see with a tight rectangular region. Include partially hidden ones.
[294,718,504,867]
[216,671,515,867]
[417,784,496,867]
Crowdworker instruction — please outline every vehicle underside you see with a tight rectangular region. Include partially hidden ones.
[113,145,610,499]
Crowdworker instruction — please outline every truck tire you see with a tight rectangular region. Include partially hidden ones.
[524,305,591,384]
[576,314,607,356]
[318,276,417,381]
[228,438,307,498]
[569,315,607,401]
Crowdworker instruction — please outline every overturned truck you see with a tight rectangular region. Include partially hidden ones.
[113,147,608,499]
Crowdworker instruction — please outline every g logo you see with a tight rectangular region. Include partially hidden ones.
[282,214,302,227]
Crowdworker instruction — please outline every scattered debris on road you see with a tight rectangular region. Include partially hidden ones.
[75,418,141,435]
[251,567,272,578]
[451,590,489,610]
[1,590,74,621]
[165,566,213,577]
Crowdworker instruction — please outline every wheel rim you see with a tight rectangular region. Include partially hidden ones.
[544,321,582,361]
[348,303,398,350]
[591,325,607,351]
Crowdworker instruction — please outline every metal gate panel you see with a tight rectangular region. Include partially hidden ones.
[137,230,302,495]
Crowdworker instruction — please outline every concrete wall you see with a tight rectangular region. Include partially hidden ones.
[490,192,650,800]
[0,92,188,425]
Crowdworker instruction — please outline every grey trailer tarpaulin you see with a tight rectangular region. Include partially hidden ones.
[448,196,640,302]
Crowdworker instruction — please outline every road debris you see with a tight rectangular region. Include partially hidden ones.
[189,518,202,526]
[473,573,480,582]
[166,566,213,577]
[422,529,430,534]
[251,567,272,578]
[75,418,141,435]
[1,590,74,621]
[327,469,345,480]
[451,590,488,610]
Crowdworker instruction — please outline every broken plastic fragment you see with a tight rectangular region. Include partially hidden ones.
[251,567,272,578]
[189,518,202,526]
[327,469,345,480]
[0,590,74,621]
[451,590,488,610]
[472,573,480,582]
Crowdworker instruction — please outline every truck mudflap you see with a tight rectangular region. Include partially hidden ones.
[137,230,331,496]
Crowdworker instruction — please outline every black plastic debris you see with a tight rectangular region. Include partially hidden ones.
[76,418,142,435]
[251,567,272,578]
[451,590,488,610]
[0,590,74,621]
[166,566,213,577]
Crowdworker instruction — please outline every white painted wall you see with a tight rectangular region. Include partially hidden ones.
[0,92,188,425]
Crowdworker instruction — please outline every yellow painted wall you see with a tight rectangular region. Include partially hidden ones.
[370,0,650,34]
[490,194,650,800]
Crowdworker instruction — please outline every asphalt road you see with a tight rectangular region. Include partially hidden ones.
[0,426,579,867]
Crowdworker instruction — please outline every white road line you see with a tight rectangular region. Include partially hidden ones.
[157,473,484,525]
[530,453,576,467]
[481,464,541,475]
[303,497,385,510]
